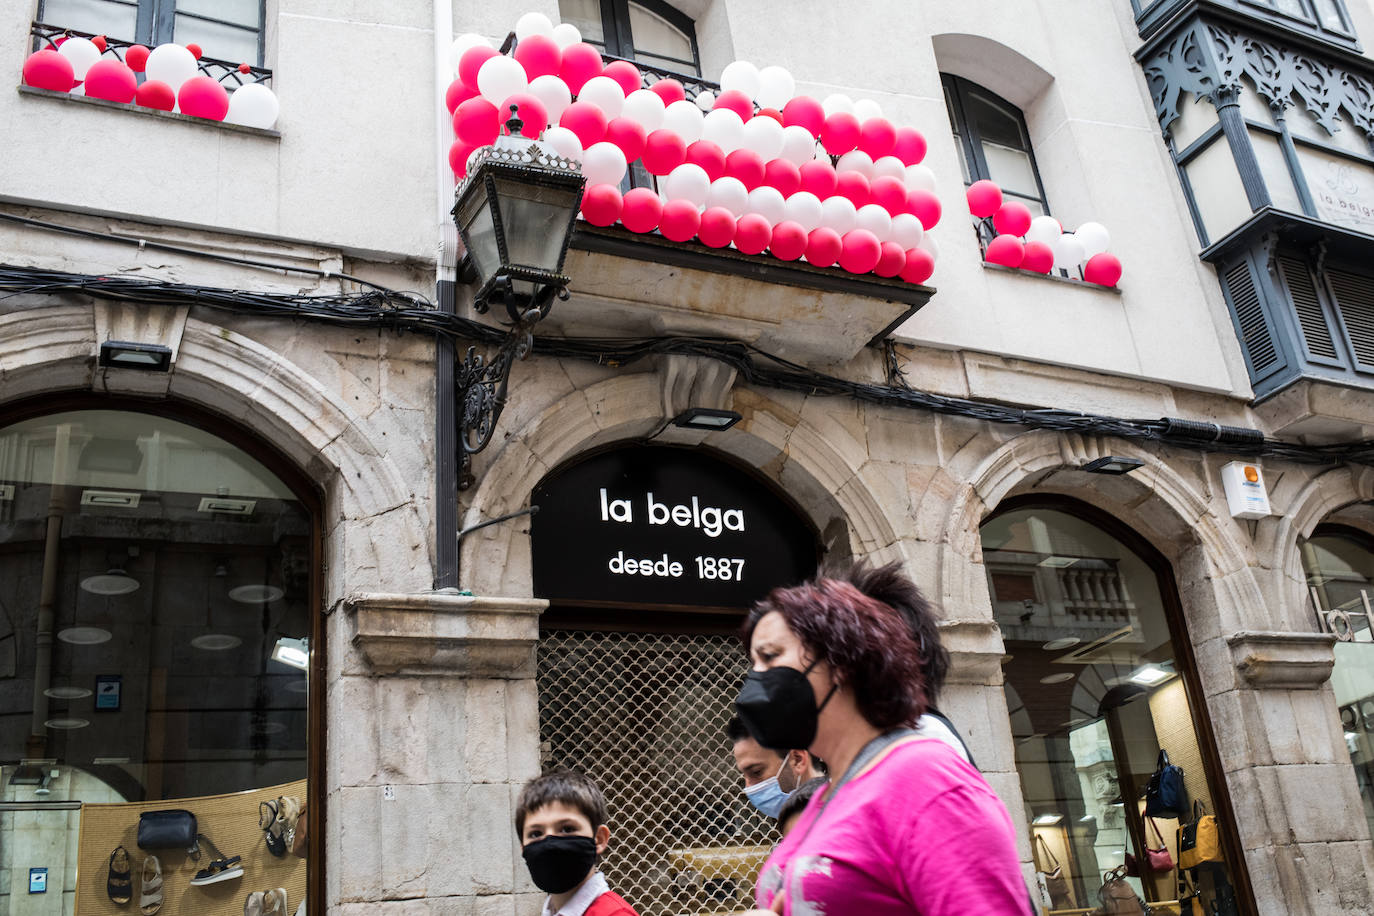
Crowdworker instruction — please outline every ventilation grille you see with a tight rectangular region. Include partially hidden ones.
[1327,268,1374,371]
[537,630,774,915]
[1223,260,1279,376]
[1278,255,1340,361]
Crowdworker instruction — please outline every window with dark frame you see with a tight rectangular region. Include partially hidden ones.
[38,0,265,67]
[1240,0,1355,37]
[558,0,700,76]
[942,73,1051,218]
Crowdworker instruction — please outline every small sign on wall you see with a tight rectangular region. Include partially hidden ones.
[30,867,47,893]
[95,675,121,711]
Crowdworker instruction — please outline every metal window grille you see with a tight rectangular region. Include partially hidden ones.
[537,630,777,916]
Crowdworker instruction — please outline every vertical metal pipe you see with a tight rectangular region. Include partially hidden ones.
[433,0,461,588]
[29,423,69,756]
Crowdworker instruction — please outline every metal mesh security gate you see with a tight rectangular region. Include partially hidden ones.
[537,630,777,915]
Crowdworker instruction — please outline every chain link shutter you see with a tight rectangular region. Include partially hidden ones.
[537,630,777,915]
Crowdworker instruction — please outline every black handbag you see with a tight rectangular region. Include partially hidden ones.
[1143,749,1188,818]
[137,810,200,855]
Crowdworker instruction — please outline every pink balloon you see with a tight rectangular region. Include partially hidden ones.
[985,235,1025,268]
[581,184,623,226]
[178,76,229,120]
[726,148,765,191]
[806,227,843,267]
[838,229,882,274]
[454,97,500,146]
[459,46,500,89]
[891,127,927,166]
[857,118,897,159]
[798,160,837,200]
[560,100,608,147]
[642,129,686,175]
[83,59,137,103]
[782,96,825,136]
[649,78,686,106]
[735,213,772,255]
[993,201,1034,237]
[602,60,642,96]
[685,140,726,181]
[875,241,907,277]
[906,189,942,230]
[559,43,603,94]
[756,107,783,124]
[513,35,561,80]
[769,221,808,261]
[499,92,548,136]
[821,111,861,155]
[124,44,149,73]
[763,158,801,198]
[22,50,74,92]
[869,176,908,214]
[605,117,647,162]
[1021,241,1055,274]
[713,89,754,120]
[660,198,701,242]
[901,248,936,284]
[835,171,871,209]
[698,206,737,248]
[446,78,478,114]
[1084,252,1123,287]
[449,139,476,177]
[135,79,176,111]
[966,179,1003,218]
[620,187,663,233]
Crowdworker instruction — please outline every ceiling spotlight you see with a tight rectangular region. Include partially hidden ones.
[98,341,172,372]
[229,584,284,604]
[672,408,742,431]
[191,633,242,651]
[44,718,89,730]
[43,685,93,700]
[57,626,112,645]
[1032,813,1063,826]
[1083,456,1144,475]
[271,636,309,671]
[1130,665,1172,686]
[80,569,139,596]
[1042,637,1081,651]
[1039,672,1075,685]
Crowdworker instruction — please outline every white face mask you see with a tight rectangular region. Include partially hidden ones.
[742,757,793,819]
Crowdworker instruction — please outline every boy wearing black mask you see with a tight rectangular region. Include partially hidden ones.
[515,770,640,916]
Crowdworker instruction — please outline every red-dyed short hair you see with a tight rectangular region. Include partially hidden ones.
[742,577,928,730]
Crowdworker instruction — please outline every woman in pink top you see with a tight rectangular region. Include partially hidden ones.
[734,573,1028,916]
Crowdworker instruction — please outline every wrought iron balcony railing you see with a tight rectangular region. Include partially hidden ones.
[29,21,272,88]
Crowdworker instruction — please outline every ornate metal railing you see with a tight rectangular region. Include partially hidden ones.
[29,21,272,88]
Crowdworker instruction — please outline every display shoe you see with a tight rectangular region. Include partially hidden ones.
[263,888,288,916]
[244,891,265,916]
[259,799,286,857]
[107,846,133,905]
[139,856,163,915]
[275,796,302,839]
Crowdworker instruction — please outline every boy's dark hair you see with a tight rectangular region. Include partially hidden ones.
[515,769,609,837]
[726,717,752,744]
[838,559,951,700]
[777,776,827,828]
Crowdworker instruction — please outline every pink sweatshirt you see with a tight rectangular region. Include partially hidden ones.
[755,737,1026,916]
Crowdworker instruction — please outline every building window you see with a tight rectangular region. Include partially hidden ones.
[942,73,1051,216]
[558,0,700,75]
[1241,0,1354,36]
[38,0,265,66]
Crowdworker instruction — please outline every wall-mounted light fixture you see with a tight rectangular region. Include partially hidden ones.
[98,341,172,372]
[672,408,743,431]
[271,636,309,671]
[1082,456,1144,475]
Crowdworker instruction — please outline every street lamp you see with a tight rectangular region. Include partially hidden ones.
[451,105,586,487]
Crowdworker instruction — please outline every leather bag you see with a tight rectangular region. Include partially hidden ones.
[1143,749,1189,818]
[1178,800,1223,869]
[136,810,199,855]
[1096,865,1148,915]
[1126,817,1174,876]
[1034,834,1071,908]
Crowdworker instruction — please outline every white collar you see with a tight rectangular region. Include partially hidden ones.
[541,871,609,916]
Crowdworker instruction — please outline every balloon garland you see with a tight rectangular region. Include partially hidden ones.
[967,182,1121,287]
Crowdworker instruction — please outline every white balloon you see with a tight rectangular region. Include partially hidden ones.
[144,43,197,90]
[1026,215,1063,247]
[663,163,711,207]
[903,164,937,193]
[855,204,893,241]
[582,141,628,187]
[820,195,858,235]
[622,88,666,131]
[58,36,102,81]
[918,232,940,263]
[836,150,875,180]
[872,156,906,181]
[527,74,572,126]
[477,55,528,105]
[756,65,796,109]
[890,213,924,250]
[853,98,883,122]
[662,99,705,144]
[551,22,582,48]
[515,11,555,40]
[1075,221,1111,257]
[821,93,854,116]
[747,186,787,225]
[780,125,817,167]
[1052,233,1087,270]
[783,191,824,231]
[578,76,624,119]
[695,89,716,111]
[741,115,784,160]
[707,176,749,216]
[543,125,584,163]
[720,60,762,100]
[225,83,279,129]
[449,33,491,73]
[701,108,745,153]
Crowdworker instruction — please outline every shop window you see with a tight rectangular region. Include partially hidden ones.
[558,0,700,75]
[0,408,314,914]
[942,73,1051,217]
[38,0,265,66]
[1301,527,1374,839]
[981,502,1246,914]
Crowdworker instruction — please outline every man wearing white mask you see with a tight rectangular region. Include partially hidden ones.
[727,717,825,819]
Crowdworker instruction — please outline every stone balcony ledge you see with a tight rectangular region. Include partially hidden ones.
[1227,629,1337,689]
[346,592,546,678]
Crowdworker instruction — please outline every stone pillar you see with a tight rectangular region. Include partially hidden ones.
[329,593,547,916]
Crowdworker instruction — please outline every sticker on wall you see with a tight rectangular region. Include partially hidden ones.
[95,674,121,711]
[30,868,48,894]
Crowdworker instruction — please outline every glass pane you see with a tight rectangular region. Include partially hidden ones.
[1250,129,1304,213]
[1312,0,1350,30]
[1004,190,1046,217]
[966,89,1027,153]
[559,0,605,44]
[628,2,692,63]
[634,52,698,76]
[496,177,580,272]
[459,194,501,285]
[983,508,1243,911]
[1295,144,1374,234]
[982,143,1040,199]
[40,0,137,40]
[174,14,260,65]
[1183,136,1254,242]
[176,0,260,29]
[1168,92,1219,152]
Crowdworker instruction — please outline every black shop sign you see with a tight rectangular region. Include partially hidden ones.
[531,446,818,611]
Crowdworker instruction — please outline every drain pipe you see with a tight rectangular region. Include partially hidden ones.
[29,422,69,757]
[433,0,462,588]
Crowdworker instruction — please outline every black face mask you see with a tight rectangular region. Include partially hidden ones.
[734,660,837,750]
[522,835,598,894]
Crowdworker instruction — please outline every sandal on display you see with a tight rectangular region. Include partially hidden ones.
[263,888,288,916]
[259,799,286,857]
[276,796,302,839]
[190,855,244,886]
[244,891,265,916]
[140,856,163,915]
[108,846,133,905]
